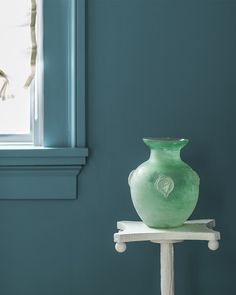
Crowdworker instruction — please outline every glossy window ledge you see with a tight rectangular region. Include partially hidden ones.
[0,146,88,200]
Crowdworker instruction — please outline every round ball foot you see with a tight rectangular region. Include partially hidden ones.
[115,242,127,253]
[208,240,219,251]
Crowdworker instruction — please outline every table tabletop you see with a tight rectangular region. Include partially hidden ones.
[114,219,220,252]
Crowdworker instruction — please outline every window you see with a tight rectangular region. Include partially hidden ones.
[0,0,88,200]
[0,0,43,145]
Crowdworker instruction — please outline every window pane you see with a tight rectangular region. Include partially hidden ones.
[0,0,36,139]
[0,0,33,91]
[0,88,31,135]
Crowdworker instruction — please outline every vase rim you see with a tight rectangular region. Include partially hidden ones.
[143,137,189,150]
[143,137,188,143]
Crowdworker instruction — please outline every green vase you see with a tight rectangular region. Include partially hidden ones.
[128,138,200,228]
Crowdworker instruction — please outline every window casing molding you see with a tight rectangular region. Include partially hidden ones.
[0,0,88,200]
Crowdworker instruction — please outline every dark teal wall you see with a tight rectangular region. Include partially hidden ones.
[0,0,234,294]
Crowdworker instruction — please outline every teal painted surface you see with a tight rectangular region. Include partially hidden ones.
[129,138,199,228]
[0,0,234,294]
[44,0,86,147]
[0,167,80,199]
[76,0,86,147]
[0,148,88,165]
[43,0,70,146]
[0,147,87,199]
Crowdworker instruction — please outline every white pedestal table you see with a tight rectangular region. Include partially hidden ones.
[114,219,220,295]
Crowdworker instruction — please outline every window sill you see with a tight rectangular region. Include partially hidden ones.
[0,147,88,165]
[0,147,88,200]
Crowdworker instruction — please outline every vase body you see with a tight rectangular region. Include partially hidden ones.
[128,138,200,228]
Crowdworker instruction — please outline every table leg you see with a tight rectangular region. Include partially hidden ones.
[160,243,174,295]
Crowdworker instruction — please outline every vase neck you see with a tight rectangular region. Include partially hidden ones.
[143,138,188,164]
[149,149,181,163]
